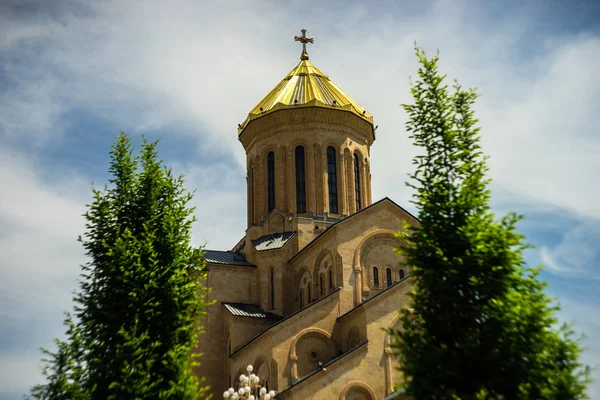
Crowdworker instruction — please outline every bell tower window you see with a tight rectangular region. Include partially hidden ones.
[270,267,275,310]
[354,153,361,211]
[327,146,338,214]
[295,146,306,213]
[267,152,275,212]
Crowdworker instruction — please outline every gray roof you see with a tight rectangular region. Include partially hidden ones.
[222,302,281,319]
[202,250,254,267]
[251,231,295,251]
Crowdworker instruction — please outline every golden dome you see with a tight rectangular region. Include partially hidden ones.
[238,58,374,134]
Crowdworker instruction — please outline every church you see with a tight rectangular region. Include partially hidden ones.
[196,30,417,399]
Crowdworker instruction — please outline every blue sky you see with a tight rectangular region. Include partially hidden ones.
[1,0,599,398]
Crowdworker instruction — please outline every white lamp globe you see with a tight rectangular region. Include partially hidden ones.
[249,396,255,400]
[239,374,246,382]
[269,390,276,397]
[244,386,251,394]
[247,365,253,373]
[238,388,244,396]
[232,394,238,400]
[264,395,271,400]
[223,391,230,399]
[228,388,235,395]
[260,388,267,395]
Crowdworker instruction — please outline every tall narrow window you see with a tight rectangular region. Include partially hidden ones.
[320,274,324,296]
[270,267,275,309]
[267,152,275,212]
[399,269,405,280]
[299,289,304,308]
[373,267,379,287]
[250,165,255,224]
[328,269,333,290]
[386,268,392,287]
[308,284,312,303]
[295,146,306,213]
[327,146,338,213]
[354,153,361,211]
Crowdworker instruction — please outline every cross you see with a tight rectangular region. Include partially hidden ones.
[294,29,314,60]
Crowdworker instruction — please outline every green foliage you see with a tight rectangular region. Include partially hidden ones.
[390,47,591,400]
[31,133,210,400]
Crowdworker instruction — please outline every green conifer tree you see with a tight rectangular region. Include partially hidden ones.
[391,48,590,400]
[31,133,210,400]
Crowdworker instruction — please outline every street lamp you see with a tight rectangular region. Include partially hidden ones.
[223,364,276,400]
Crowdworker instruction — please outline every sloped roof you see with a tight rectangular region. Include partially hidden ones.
[238,59,373,134]
[202,250,254,267]
[251,231,295,251]
[222,302,281,319]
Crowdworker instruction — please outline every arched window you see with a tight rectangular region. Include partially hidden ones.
[399,269,405,280]
[320,274,324,296]
[270,267,275,309]
[295,146,306,213]
[354,153,361,211]
[386,268,392,287]
[327,146,338,213]
[267,152,275,212]
[299,289,304,308]
[373,267,379,287]
[328,269,333,290]
[307,284,312,303]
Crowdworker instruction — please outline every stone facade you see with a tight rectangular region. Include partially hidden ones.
[196,54,417,399]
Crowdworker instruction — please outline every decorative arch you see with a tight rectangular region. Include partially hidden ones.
[313,249,334,298]
[253,355,271,389]
[289,327,337,381]
[352,229,404,304]
[339,381,377,400]
[295,267,312,309]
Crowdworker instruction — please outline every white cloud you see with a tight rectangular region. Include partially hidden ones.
[540,221,600,279]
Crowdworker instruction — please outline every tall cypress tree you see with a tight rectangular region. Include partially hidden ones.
[392,48,590,399]
[32,133,209,400]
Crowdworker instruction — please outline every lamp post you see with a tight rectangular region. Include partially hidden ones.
[223,364,276,400]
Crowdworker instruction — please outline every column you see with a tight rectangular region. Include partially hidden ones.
[347,150,356,214]
[385,347,393,394]
[339,151,347,215]
[353,265,362,306]
[366,160,372,206]
[290,354,299,383]
[361,158,368,209]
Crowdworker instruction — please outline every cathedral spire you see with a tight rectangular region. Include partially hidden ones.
[294,29,314,60]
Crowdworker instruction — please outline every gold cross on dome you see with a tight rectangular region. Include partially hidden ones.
[294,29,314,60]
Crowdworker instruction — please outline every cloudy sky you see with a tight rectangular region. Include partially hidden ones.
[1,0,599,398]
